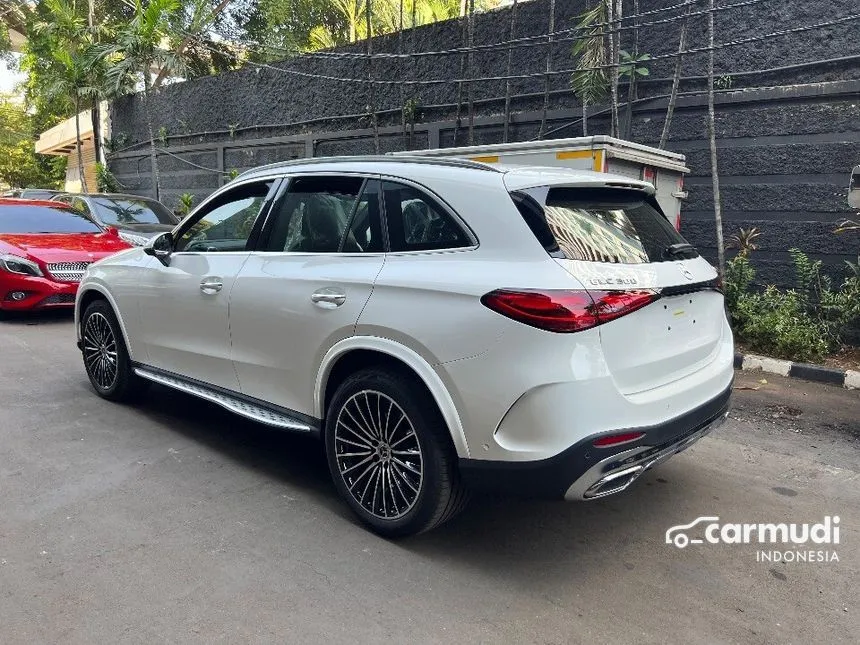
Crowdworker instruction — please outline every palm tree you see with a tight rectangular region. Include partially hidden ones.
[44,47,102,193]
[571,1,610,136]
[609,0,622,137]
[102,0,185,201]
[659,0,693,149]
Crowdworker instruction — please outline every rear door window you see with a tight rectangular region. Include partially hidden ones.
[381,181,472,252]
[512,186,697,264]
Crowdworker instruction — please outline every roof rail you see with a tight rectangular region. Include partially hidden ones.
[236,155,502,180]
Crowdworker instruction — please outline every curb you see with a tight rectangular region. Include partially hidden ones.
[734,353,859,390]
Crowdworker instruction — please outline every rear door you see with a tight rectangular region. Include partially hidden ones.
[229,175,385,416]
[511,184,725,395]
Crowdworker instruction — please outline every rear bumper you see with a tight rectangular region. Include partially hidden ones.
[458,382,731,500]
[0,274,78,310]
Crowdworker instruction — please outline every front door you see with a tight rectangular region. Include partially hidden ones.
[136,179,278,390]
[230,175,385,416]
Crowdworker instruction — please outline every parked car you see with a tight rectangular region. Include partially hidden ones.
[0,198,131,311]
[75,157,734,536]
[51,192,178,247]
[2,188,63,199]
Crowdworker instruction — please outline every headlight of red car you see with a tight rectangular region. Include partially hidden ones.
[0,254,44,277]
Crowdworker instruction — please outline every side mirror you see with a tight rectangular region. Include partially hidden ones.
[848,165,860,209]
[144,231,174,266]
[106,226,120,237]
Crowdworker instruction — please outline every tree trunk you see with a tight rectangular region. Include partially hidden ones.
[609,0,621,137]
[74,99,88,194]
[706,0,725,278]
[623,0,639,139]
[142,80,160,201]
[409,0,417,149]
[659,0,692,149]
[582,101,588,136]
[452,12,468,146]
[90,102,102,166]
[399,0,406,149]
[502,0,518,143]
[366,0,379,153]
[538,0,556,139]
[466,0,475,145]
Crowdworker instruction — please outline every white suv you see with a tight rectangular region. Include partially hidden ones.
[76,157,733,536]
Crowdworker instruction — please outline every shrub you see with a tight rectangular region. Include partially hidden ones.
[95,163,121,193]
[723,245,859,362]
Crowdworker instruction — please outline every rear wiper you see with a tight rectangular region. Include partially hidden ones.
[663,243,697,259]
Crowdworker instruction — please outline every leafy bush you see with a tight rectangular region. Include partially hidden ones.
[95,163,121,193]
[724,246,860,362]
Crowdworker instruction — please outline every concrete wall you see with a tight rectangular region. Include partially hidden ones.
[108,0,860,287]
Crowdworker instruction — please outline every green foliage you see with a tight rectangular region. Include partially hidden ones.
[728,226,761,257]
[618,50,650,79]
[175,192,195,217]
[95,162,122,192]
[715,75,733,90]
[157,125,168,145]
[0,94,66,189]
[228,169,239,180]
[724,247,860,362]
[570,2,610,107]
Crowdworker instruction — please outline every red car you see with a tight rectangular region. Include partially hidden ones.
[0,198,132,311]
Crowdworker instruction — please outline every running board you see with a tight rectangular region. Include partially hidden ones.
[133,367,313,432]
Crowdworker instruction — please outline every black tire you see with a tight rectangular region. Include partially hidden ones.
[325,367,469,537]
[80,299,146,402]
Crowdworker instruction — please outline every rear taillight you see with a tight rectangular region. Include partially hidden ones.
[481,289,659,333]
[593,431,645,448]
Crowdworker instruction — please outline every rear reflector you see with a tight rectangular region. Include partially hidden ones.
[481,289,659,333]
[592,431,645,448]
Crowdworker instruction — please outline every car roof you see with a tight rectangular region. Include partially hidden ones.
[0,198,73,209]
[56,192,162,202]
[235,155,654,193]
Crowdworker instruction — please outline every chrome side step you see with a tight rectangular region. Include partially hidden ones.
[134,367,313,432]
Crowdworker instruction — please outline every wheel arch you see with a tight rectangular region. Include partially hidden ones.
[315,337,470,458]
[76,284,136,361]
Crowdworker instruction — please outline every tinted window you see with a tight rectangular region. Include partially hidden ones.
[381,181,471,252]
[175,181,273,252]
[90,197,177,226]
[0,204,103,234]
[515,187,695,264]
[265,176,364,252]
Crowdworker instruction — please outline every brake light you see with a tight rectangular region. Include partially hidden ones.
[480,289,659,333]
[593,431,645,448]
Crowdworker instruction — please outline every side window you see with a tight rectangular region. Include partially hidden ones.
[71,197,92,216]
[175,181,273,252]
[342,179,383,253]
[381,181,471,252]
[264,176,364,253]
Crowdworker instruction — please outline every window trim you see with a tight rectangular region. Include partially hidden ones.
[378,175,478,255]
[171,177,282,255]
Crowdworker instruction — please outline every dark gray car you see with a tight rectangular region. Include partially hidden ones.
[51,193,178,246]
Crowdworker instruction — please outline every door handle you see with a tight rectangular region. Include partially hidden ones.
[311,288,346,309]
[200,277,223,295]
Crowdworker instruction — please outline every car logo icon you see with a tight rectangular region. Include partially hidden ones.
[679,266,694,281]
[665,516,720,548]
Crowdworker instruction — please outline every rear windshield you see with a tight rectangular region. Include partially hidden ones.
[512,187,696,264]
[0,204,103,234]
[91,198,178,226]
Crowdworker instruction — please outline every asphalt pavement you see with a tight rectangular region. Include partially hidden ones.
[1,310,858,644]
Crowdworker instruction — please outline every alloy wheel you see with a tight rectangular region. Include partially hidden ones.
[83,311,118,390]
[334,390,424,520]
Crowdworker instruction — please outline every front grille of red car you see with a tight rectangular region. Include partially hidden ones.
[46,261,91,283]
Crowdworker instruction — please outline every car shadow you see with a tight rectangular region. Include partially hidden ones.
[0,309,75,325]
[125,381,713,587]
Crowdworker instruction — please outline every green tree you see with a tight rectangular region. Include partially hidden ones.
[0,94,66,189]
[571,1,610,136]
